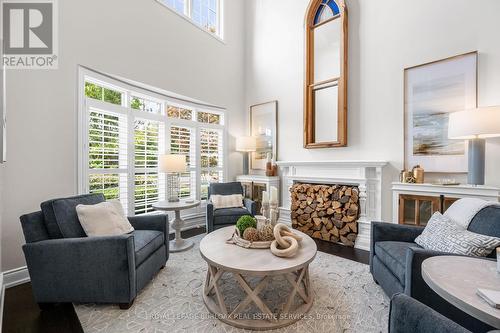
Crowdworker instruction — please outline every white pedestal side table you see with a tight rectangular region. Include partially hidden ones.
[152,200,200,253]
[200,226,317,330]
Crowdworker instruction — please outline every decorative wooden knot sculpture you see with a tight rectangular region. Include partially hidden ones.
[270,223,303,258]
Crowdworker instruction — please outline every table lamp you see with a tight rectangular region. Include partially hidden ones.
[448,106,500,185]
[160,154,187,202]
[236,136,257,175]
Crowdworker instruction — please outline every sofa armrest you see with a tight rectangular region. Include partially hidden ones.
[128,214,169,234]
[389,293,471,333]
[404,247,458,298]
[371,222,425,244]
[244,198,257,215]
[23,235,136,304]
[370,222,425,273]
[129,214,169,258]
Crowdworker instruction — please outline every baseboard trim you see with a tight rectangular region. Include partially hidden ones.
[0,272,4,330]
[2,215,207,289]
[4,266,30,289]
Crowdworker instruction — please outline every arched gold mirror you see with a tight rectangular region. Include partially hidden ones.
[304,0,348,148]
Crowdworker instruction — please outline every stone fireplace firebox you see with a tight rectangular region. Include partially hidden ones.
[277,161,387,251]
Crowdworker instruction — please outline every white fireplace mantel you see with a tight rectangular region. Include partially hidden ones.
[276,160,387,251]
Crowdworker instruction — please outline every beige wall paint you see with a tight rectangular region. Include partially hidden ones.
[244,0,500,221]
[2,0,246,271]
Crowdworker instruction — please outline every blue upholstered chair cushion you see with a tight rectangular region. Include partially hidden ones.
[20,211,49,243]
[389,293,472,333]
[469,205,500,238]
[213,207,251,225]
[374,241,422,284]
[134,230,165,267]
[40,199,64,239]
[51,193,105,238]
[208,182,244,197]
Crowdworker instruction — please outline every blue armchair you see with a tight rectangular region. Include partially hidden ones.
[206,182,257,233]
[389,293,472,333]
[370,206,500,332]
[20,194,169,310]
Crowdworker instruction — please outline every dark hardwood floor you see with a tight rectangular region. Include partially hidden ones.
[2,226,369,333]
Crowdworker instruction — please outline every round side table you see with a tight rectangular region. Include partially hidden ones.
[422,255,500,329]
[152,200,200,252]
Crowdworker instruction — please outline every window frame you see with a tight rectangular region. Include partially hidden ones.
[304,0,348,149]
[156,0,224,42]
[78,67,227,217]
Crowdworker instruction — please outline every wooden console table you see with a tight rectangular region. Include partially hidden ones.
[236,175,280,214]
[392,182,500,225]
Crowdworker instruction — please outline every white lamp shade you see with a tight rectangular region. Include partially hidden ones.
[448,106,500,140]
[159,154,187,173]
[236,136,257,152]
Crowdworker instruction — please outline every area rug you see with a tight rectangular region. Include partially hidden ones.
[75,234,389,332]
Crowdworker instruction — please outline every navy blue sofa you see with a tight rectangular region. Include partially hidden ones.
[389,293,472,333]
[20,194,169,310]
[371,205,500,332]
[206,182,257,233]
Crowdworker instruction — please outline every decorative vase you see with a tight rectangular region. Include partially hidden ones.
[255,215,267,231]
[412,165,425,184]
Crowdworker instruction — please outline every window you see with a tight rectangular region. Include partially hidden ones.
[304,0,348,148]
[86,104,129,212]
[197,110,222,124]
[158,0,222,38]
[167,105,193,120]
[80,70,226,216]
[131,96,162,114]
[170,125,196,199]
[200,128,223,199]
[134,119,165,214]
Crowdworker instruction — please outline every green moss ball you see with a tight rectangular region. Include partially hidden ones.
[236,215,257,235]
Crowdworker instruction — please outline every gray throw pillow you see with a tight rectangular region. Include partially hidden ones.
[415,212,500,257]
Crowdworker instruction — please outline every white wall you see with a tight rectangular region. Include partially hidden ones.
[244,0,500,221]
[2,0,246,271]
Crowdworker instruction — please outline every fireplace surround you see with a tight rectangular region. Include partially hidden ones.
[277,161,387,250]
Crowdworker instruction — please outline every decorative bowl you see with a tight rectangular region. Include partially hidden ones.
[226,228,274,249]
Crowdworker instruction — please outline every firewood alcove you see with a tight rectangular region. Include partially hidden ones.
[290,183,359,246]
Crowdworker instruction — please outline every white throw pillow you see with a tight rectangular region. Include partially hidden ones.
[210,194,244,209]
[415,212,500,257]
[76,201,134,237]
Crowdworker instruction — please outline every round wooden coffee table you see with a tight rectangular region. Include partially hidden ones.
[199,226,317,330]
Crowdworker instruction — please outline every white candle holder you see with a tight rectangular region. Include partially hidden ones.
[261,202,270,219]
[269,201,278,226]
[497,248,500,273]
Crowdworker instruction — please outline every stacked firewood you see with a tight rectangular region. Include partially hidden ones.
[290,183,359,246]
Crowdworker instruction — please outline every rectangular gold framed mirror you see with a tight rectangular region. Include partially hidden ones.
[304,0,348,148]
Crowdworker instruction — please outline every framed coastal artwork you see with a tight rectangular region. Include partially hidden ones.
[404,52,477,173]
[250,101,278,171]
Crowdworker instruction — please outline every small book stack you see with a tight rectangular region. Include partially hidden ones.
[477,288,500,309]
